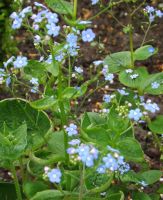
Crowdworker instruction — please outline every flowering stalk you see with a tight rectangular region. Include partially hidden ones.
[73,0,78,20]
[129,25,134,69]
[79,164,85,200]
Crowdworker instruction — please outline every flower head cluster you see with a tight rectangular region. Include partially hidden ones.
[145,6,163,22]
[30,77,39,93]
[103,94,114,103]
[13,56,28,68]
[65,123,78,136]
[128,108,143,121]
[142,100,160,113]
[10,6,32,29]
[67,140,99,167]
[102,65,114,83]
[97,146,130,174]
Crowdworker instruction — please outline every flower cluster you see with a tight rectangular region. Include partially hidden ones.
[30,77,39,93]
[97,146,130,174]
[142,100,160,113]
[145,6,163,22]
[102,65,114,83]
[128,108,143,121]
[67,139,99,167]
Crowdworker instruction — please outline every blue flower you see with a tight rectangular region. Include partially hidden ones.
[139,181,148,187]
[96,165,106,174]
[143,101,160,113]
[117,89,129,96]
[47,168,62,183]
[65,123,78,136]
[30,77,39,85]
[128,108,143,121]
[19,6,32,18]
[46,23,60,37]
[151,81,160,89]
[66,33,78,48]
[13,56,28,68]
[103,94,112,103]
[104,73,114,83]
[68,139,80,146]
[91,0,99,5]
[75,66,83,74]
[55,51,65,62]
[82,29,95,42]
[3,56,15,68]
[34,35,41,44]
[156,10,163,18]
[46,12,59,24]
[12,17,23,29]
[145,6,155,13]
[148,47,155,53]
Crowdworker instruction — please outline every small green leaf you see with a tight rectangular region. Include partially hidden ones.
[148,115,163,134]
[30,190,64,200]
[134,45,157,61]
[62,87,77,99]
[132,192,152,200]
[45,0,73,15]
[30,96,57,110]
[107,191,124,200]
[117,138,144,162]
[104,51,131,73]
[46,62,59,77]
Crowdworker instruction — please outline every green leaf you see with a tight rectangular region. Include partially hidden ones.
[30,96,57,110]
[144,72,163,95]
[120,170,140,183]
[24,181,48,198]
[30,190,64,200]
[47,131,65,158]
[134,45,157,61]
[117,138,144,162]
[148,115,163,134]
[132,192,152,200]
[84,127,111,146]
[139,170,162,185]
[0,99,51,151]
[45,0,73,15]
[81,112,106,129]
[46,62,59,77]
[119,67,149,90]
[104,51,131,73]
[62,87,77,99]
[0,182,17,200]
[107,191,124,200]
[0,123,27,161]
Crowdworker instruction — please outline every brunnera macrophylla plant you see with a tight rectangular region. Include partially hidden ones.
[0,0,163,199]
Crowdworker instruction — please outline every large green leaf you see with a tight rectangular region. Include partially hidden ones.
[104,51,131,73]
[132,192,152,200]
[47,131,65,158]
[30,190,64,200]
[117,138,144,162]
[45,0,73,15]
[0,123,27,161]
[134,45,157,61]
[148,115,163,134]
[107,191,124,200]
[0,99,51,151]
[84,127,111,146]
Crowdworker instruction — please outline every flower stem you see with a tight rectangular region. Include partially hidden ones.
[73,0,78,20]
[129,25,134,68]
[11,164,22,200]
[79,164,85,200]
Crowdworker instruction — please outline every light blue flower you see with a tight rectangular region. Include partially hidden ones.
[65,123,78,136]
[47,168,62,183]
[156,10,163,18]
[6,76,11,87]
[68,139,80,146]
[117,89,129,96]
[145,6,155,13]
[55,51,65,62]
[68,47,78,57]
[13,56,28,68]
[75,66,83,74]
[143,102,160,113]
[93,60,103,66]
[103,154,119,171]
[46,12,59,24]
[34,35,41,44]
[12,17,23,29]
[151,81,160,89]
[96,165,106,174]
[46,23,60,37]
[19,6,32,18]
[103,94,112,103]
[82,29,95,42]
[67,147,77,154]
[4,56,15,68]
[128,108,143,121]
[139,180,148,187]
[66,33,78,48]
[30,77,39,85]
[107,145,120,153]
[34,2,47,9]
[105,73,114,83]
[148,47,155,53]
[91,0,99,5]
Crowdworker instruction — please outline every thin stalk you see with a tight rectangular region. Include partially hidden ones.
[68,56,71,87]
[19,158,25,184]
[11,165,22,200]
[129,27,134,68]
[79,165,85,200]
[73,0,78,20]
[141,22,151,46]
